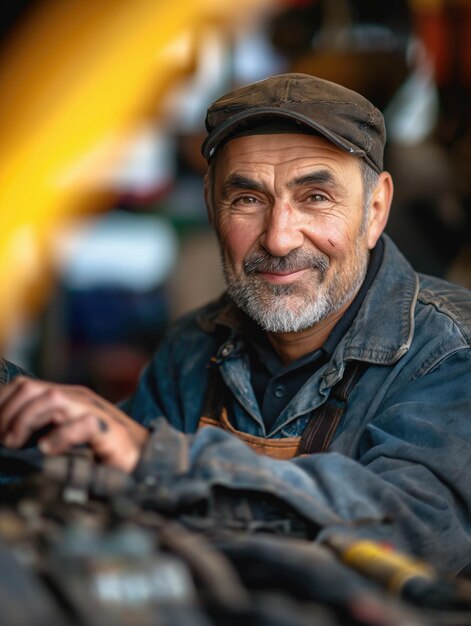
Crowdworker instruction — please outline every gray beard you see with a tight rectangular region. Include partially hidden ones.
[222,248,368,333]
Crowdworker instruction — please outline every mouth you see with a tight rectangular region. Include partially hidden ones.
[257,268,309,284]
[243,250,329,286]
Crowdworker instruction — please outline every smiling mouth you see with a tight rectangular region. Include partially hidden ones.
[258,268,308,284]
[243,249,329,283]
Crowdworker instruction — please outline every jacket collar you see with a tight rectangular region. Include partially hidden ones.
[196,292,243,335]
[339,234,418,366]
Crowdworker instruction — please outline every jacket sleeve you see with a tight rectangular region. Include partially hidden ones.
[118,315,214,432]
[118,336,180,429]
[134,349,471,575]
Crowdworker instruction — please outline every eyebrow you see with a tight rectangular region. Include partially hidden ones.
[220,174,265,198]
[220,169,339,199]
[288,170,337,189]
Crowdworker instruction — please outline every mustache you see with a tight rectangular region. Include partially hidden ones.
[243,249,329,277]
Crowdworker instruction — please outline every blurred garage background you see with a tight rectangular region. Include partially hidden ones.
[0,0,469,402]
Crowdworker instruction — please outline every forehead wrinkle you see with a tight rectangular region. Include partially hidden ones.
[223,132,347,164]
[217,135,361,200]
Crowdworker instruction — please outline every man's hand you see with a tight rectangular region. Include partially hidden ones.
[0,376,149,472]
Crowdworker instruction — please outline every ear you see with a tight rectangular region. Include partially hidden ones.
[366,171,393,249]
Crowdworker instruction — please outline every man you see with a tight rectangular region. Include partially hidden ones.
[0,74,470,574]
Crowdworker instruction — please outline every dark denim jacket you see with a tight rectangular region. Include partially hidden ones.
[123,235,471,574]
[0,359,30,385]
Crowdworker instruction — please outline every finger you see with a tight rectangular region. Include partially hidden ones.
[0,382,99,447]
[39,413,144,472]
[84,413,144,471]
[0,376,29,409]
[79,390,129,425]
[3,407,69,449]
[0,377,50,439]
[38,413,102,456]
[0,383,83,447]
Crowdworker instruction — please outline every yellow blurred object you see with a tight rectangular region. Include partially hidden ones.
[0,0,278,349]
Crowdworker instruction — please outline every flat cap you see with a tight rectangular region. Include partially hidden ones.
[201,73,386,173]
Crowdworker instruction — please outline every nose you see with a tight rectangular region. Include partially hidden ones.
[260,201,304,257]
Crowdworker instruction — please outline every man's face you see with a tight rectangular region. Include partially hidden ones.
[210,133,377,333]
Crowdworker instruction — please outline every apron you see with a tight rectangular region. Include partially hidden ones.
[198,359,365,460]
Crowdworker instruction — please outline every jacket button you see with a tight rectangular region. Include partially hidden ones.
[274,385,285,398]
[220,342,234,358]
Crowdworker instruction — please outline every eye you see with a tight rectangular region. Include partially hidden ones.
[233,195,260,206]
[234,196,258,204]
[306,193,328,203]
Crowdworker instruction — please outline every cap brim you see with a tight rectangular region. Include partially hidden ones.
[201,106,367,162]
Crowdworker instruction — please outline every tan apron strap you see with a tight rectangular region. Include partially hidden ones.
[199,415,221,428]
[199,409,300,460]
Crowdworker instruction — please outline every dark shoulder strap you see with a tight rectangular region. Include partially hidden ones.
[296,361,366,456]
[201,358,225,421]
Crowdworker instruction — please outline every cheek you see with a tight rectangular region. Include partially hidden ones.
[305,223,350,259]
[219,217,261,266]
[307,213,363,260]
